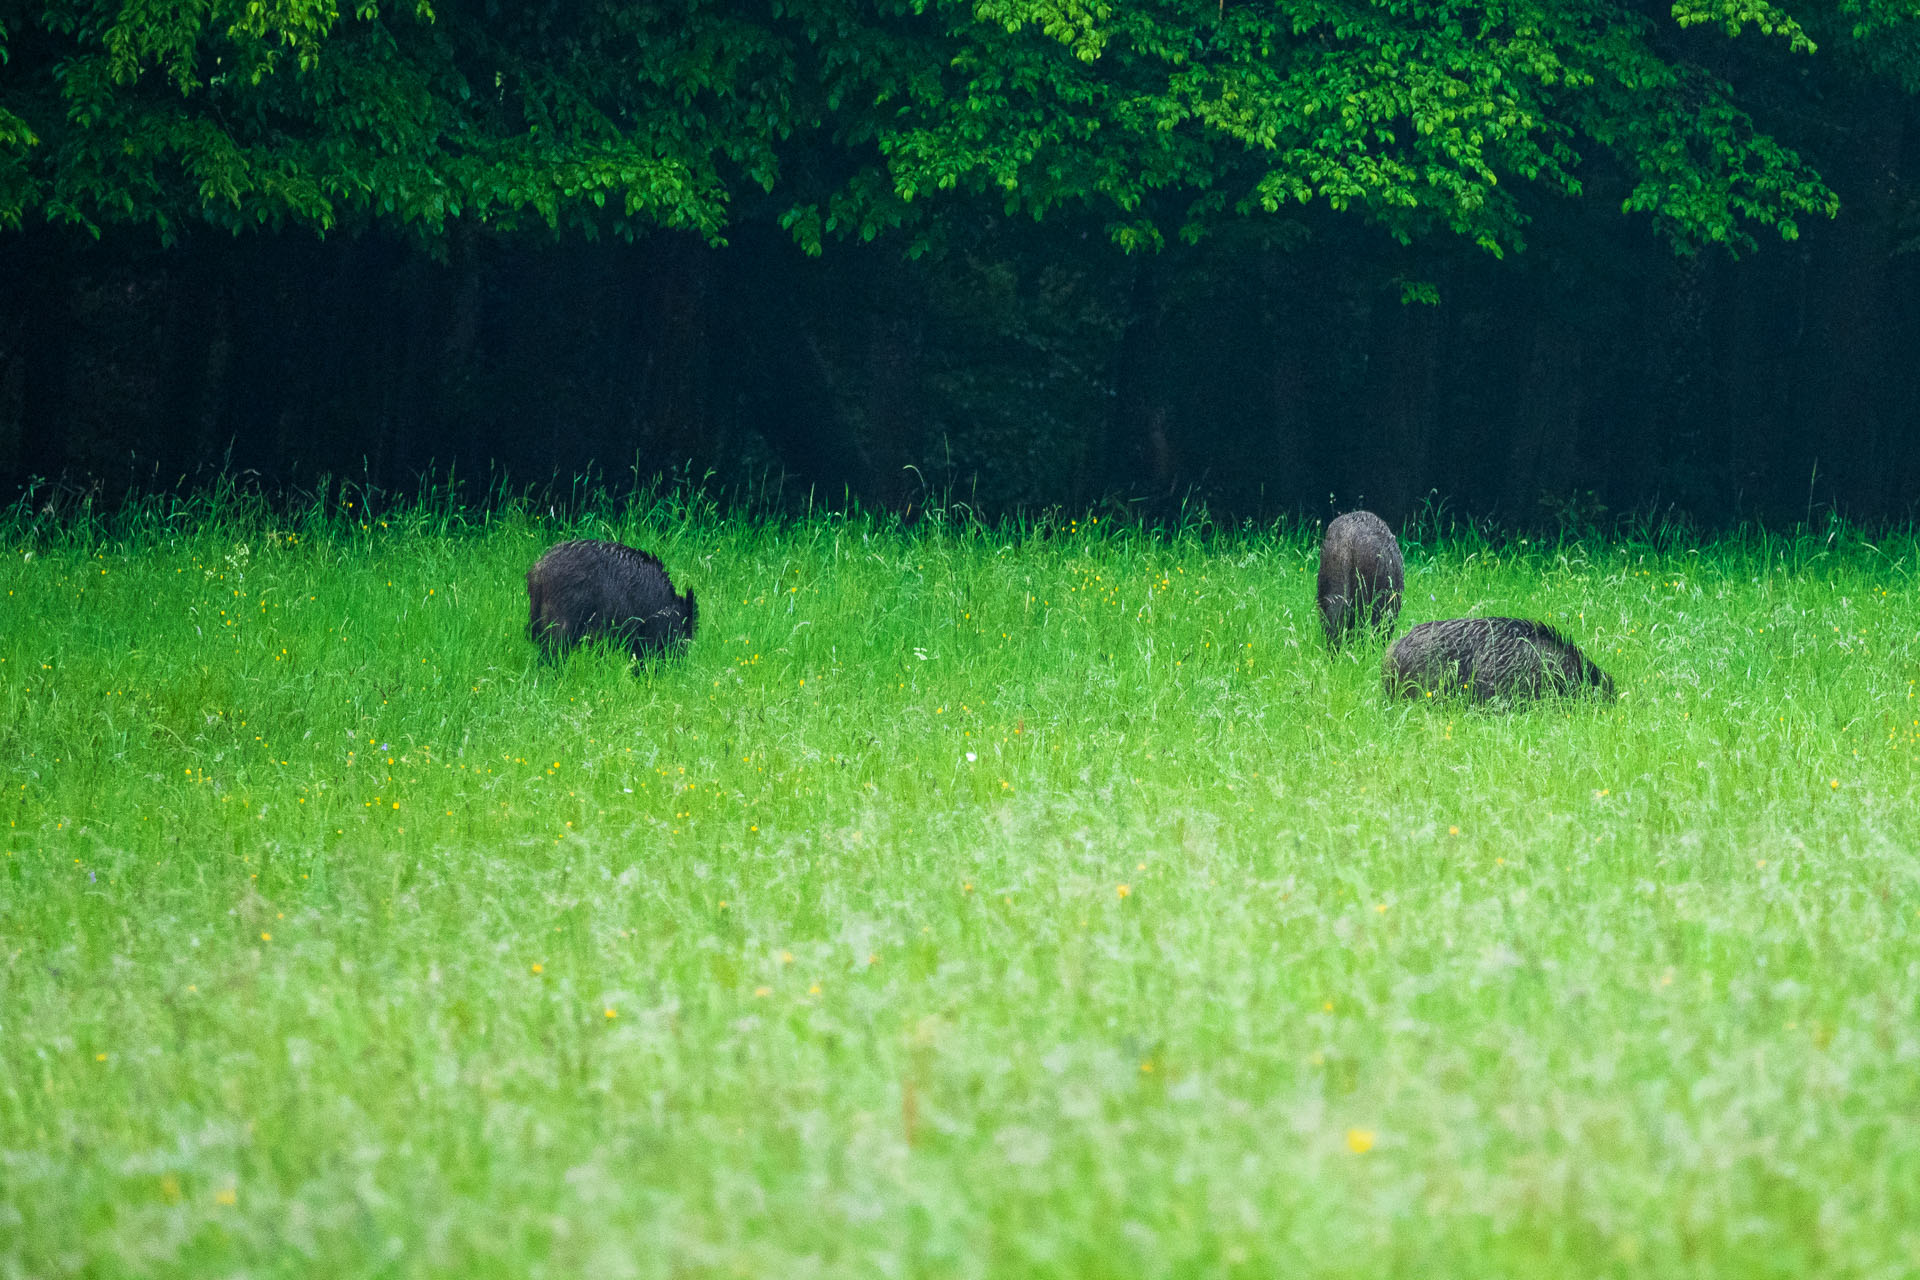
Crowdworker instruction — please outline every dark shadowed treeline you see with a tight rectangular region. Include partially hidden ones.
[1,1,1916,526]
[7,204,1916,527]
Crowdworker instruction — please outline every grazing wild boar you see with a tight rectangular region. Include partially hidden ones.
[526,539,697,660]
[1317,510,1405,647]
[1384,617,1614,703]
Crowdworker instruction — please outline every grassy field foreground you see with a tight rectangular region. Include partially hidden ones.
[3,496,1919,1278]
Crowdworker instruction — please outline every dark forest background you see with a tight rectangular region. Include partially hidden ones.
[2,0,1916,528]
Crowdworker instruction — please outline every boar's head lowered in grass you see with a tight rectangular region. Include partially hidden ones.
[527,539,697,661]
[1384,617,1614,704]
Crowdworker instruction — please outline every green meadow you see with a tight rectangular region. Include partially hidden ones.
[4,492,1919,1278]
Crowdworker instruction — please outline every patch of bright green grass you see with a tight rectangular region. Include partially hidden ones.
[3,494,1918,1277]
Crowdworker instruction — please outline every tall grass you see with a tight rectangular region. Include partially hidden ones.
[3,489,1918,1278]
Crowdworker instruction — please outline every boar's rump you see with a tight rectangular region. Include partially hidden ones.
[1318,510,1404,648]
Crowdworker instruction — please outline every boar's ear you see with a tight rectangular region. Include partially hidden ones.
[683,588,698,638]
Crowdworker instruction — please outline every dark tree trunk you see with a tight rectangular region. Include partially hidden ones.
[1609,253,1709,510]
[1370,296,1442,528]
[365,241,408,486]
[1711,249,1803,519]
[246,238,343,476]
[1434,278,1509,516]
[156,242,233,484]
[334,238,397,481]
[861,260,928,514]
[636,231,716,478]
[1503,305,1585,519]
[0,238,32,480]
[436,225,483,483]
[1800,92,1905,521]
[1888,155,1920,516]
[15,239,73,481]
[384,249,450,485]
[1103,259,1175,498]
[1260,249,1307,508]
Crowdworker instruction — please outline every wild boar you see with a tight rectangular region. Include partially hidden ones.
[1384,617,1614,703]
[527,539,697,660]
[1317,510,1404,648]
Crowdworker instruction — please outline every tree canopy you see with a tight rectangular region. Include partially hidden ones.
[5,0,1913,253]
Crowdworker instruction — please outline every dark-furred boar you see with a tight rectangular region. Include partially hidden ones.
[1383,617,1614,703]
[1317,510,1404,647]
[527,539,697,660]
